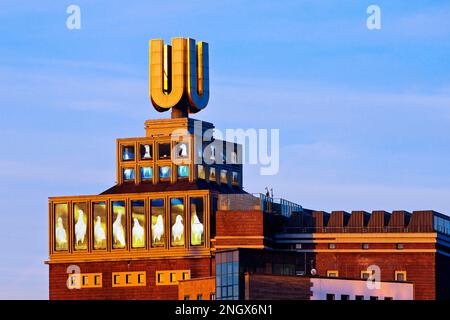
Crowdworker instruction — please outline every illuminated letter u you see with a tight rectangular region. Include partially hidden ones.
[149,38,187,112]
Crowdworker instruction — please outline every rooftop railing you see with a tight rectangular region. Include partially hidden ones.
[281,225,435,234]
[218,193,302,217]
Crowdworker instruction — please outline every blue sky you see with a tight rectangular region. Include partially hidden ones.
[1,0,450,299]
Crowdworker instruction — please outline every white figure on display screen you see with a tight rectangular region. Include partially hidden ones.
[55,217,67,246]
[94,216,106,245]
[113,210,126,247]
[75,209,86,245]
[132,218,145,246]
[178,143,188,158]
[191,213,204,244]
[152,215,164,242]
[143,145,152,159]
[172,215,184,242]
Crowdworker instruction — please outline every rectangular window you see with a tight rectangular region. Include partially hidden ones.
[170,198,185,246]
[122,145,135,161]
[328,243,336,249]
[92,202,107,250]
[231,172,239,186]
[197,294,203,300]
[112,272,146,287]
[112,201,126,249]
[140,167,153,181]
[220,170,228,184]
[140,143,153,160]
[198,165,206,179]
[384,297,393,300]
[396,243,404,250]
[131,200,145,248]
[341,295,350,300]
[158,143,171,160]
[184,296,190,300]
[395,271,407,282]
[151,199,165,247]
[156,270,190,285]
[210,293,216,300]
[73,202,88,251]
[123,168,135,181]
[327,270,339,278]
[54,203,69,251]
[159,166,171,180]
[177,165,189,179]
[190,197,205,246]
[326,294,335,301]
[362,243,370,250]
[361,271,372,280]
[355,295,364,300]
[209,167,216,182]
[370,296,379,300]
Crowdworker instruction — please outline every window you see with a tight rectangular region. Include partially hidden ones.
[362,243,370,250]
[190,197,204,246]
[123,168,135,181]
[295,243,302,249]
[112,272,146,287]
[361,271,372,280]
[184,296,190,300]
[112,201,126,249]
[209,167,216,182]
[73,202,88,250]
[159,166,171,180]
[395,271,407,282]
[178,165,189,179]
[197,294,203,300]
[355,295,364,300]
[231,172,238,186]
[197,165,206,179]
[370,296,379,300]
[341,295,350,300]
[131,200,145,248]
[384,297,393,300]
[150,199,165,247]
[170,198,185,246]
[158,143,171,160]
[122,145,135,161]
[140,144,152,160]
[54,203,69,251]
[220,170,228,184]
[328,243,336,249]
[156,270,190,285]
[326,294,335,301]
[140,167,153,181]
[215,250,240,300]
[327,270,339,277]
[210,293,216,300]
[67,273,102,289]
[396,243,404,250]
[93,202,107,250]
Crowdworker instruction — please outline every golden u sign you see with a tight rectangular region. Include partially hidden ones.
[149,37,209,117]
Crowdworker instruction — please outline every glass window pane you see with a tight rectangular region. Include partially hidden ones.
[232,172,239,186]
[140,144,153,160]
[140,167,153,181]
[190,197,204,246]
[216,263,221,275]
[197,165,206,180]
[178,165,189,179]
[159,166,170,180]
[122,146,135,161]
[131,200,145,248]
[221,287,227,298]
[171,198,185,246]
[209,167,216,182]
[123,168,135,181]
[112,201,126,249]
[227,286,233,297]
[233,261,238,273]
[54,203,68,251]
[93,202,107,250]
[151,199,165,247]
[158,143,171,160]
[73,202,88,250]
[220,170,228,184]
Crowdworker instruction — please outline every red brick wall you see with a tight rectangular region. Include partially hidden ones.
[49,257,213,300]
[315,252,436,300]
